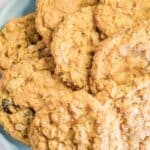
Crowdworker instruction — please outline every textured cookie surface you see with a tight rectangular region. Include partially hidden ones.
[94,0,150,36]
[36,0,98,45]
[0,14,70,145]
[51,6,103,90]
[116,81,150,149]
[29,90,124,150]
[90,22,150,103]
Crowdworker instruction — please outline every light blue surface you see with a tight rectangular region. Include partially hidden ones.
[0,0,35,28]
[0,0,35,149]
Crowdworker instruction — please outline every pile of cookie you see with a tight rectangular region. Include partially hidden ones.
[0,0,149,149]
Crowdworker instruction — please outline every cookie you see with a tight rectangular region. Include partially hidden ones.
[90,22,150,103]
[36,0,98,45]
[94,0,150,36]
[29,90,124,150]
[0,14,70,145]
[51,6,105,90]
[140,137,150,150]
[116,81,150,149]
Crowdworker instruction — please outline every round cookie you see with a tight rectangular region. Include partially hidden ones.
[94,0,150,36]
[36,0,98,45]
[51,6,105,90]
[0,14,70,145]
[90,22,150,103]
[29,90,124,150]
[116,81,150,149]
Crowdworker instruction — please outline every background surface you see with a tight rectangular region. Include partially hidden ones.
[0,0,35,149]
[0,0,35,28]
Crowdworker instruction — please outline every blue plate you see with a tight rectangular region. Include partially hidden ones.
[0,0,35,149]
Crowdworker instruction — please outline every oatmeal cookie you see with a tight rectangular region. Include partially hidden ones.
[116,81,150,149]
[51,6,104,90]
[0,14,70,145]
[94,0,150,36]
[36,0,98,45]
[29,90,124,150]
[90,22,150,103]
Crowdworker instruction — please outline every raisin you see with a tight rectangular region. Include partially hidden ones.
[2,99,20,114]
[24,108,35,117]
[24,108,35,124]
[2,99,12,114]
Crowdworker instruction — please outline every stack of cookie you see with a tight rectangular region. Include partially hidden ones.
[0,0,149,149]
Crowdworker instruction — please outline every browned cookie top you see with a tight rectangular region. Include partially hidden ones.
[36,0,98,45]
[51,6,105,90]
[90,21,150,103]
[116,81,150,149]
[29,90,124,150]
[0,14,70,145]
[94,0,150,36]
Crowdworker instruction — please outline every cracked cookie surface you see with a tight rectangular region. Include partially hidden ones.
[94,0,150,36]
[51,6,105,90]
[29,90,124,150]
[0,14,70,145]
[90,22,150,103]
[36,0,98,45]
[116,81,150,149]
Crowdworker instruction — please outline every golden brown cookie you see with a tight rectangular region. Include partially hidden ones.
[29,90,124,150]
[116,81,150,149]
[94,0,150,36]
[51,6,105,90]
[36,0,98,45]
[0,14,70,145]
[90,22,150,103]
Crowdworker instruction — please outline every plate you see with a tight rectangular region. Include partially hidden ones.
[0,0,35,149]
